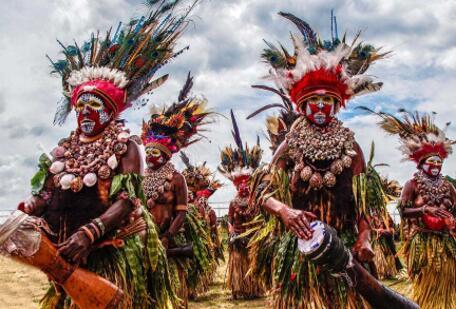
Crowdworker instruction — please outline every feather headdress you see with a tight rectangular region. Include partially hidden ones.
[219,110,263,185]
[262,10,389,112]
[181,151,222,194]
[48,0,198,125]
[141,73,212,156]
[361,107,454,164]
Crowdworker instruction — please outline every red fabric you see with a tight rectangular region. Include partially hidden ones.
[422,214,446,231]
[196,189,214,198]
[71,80,127,115]
[289,66,350,110]
[411,143,448,164]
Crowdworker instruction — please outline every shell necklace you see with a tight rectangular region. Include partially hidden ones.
[286,117,356,190]
[414,171,450,206]
[143,162,175,201]
[48,121,130,192]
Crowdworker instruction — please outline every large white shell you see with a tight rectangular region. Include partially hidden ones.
[60,174,75,190]
[49,161,65,174]
[107,154,118,169]
[117,131,130,143]
[83,173,97,187]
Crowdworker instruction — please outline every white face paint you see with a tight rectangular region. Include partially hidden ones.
[305,95,336,126]
[75,93,113,136]
[421,155,443,177]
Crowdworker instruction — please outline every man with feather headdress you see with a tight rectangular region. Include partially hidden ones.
[219,111,265,299]
[12,2,197,308]
[367,109,456,309]
[248,11,390,308]
[141,73,213,307]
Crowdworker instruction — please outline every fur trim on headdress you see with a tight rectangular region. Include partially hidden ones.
[361,107,454,164]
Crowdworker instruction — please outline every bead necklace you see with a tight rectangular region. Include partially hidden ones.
[143,162,175,201]
[414,171,450,206]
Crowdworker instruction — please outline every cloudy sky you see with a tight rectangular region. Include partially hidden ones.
[1,0,456,214]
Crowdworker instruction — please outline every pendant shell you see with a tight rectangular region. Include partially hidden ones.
[49,161,65,174]
[300,166,313,182]
[107,154,118,170]
[309,172,323,189]
[117,131,130,143]
[51,146,66,159]
[83,172,97,187]
[342,155,352,168]
[330,159,344,175]
[98,165,111,180]
[114,143,128,155]
[70,176,83,192]
[60,174,75,190]
[323,172,336,187]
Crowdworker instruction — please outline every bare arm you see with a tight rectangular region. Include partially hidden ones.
[228,201,235,234]
[167,172,188,237]
[400,180,422,218]
[352,142,366,176]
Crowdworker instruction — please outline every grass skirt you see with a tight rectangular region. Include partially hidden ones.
[227,244,264,298]
[272,232,368,309]
[372,238,398,280]
[402,232,456,309]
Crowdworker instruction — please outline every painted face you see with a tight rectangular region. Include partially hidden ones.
[304,95,338,126]
[75,93,113,136]
[145,145,170,170]
[237,181,250,197]
[421,155,443,177]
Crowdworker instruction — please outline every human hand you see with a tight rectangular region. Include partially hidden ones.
[279,207,317,240]
[57,231,92,265]
[425,206,452,218]
[19,196,45,215]
[353,239,374,262]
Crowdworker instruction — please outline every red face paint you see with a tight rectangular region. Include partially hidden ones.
[421,155,443,177]
[145,145,170,170]
[304,95,337,126]
[75,93,113,136]
[237,181,250,197]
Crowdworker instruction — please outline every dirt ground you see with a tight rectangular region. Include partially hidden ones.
[0,254,413,309]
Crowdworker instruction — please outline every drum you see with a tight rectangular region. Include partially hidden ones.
[297,220,351,273]
[0,211,124,309]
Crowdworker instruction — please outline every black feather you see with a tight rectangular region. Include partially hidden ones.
[178,71,194,102]
[251,84,292,107]
[246,104,287,119]
[180,151,193,169]
[278,12,316,45]
[230,109,244,151]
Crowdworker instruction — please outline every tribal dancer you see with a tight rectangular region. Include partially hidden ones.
[366,109,456,309]
[181,152,223,297]
[248,12,389,308]
[17,2,195,308]
[141,75,212,307]
[219,111,265,299]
